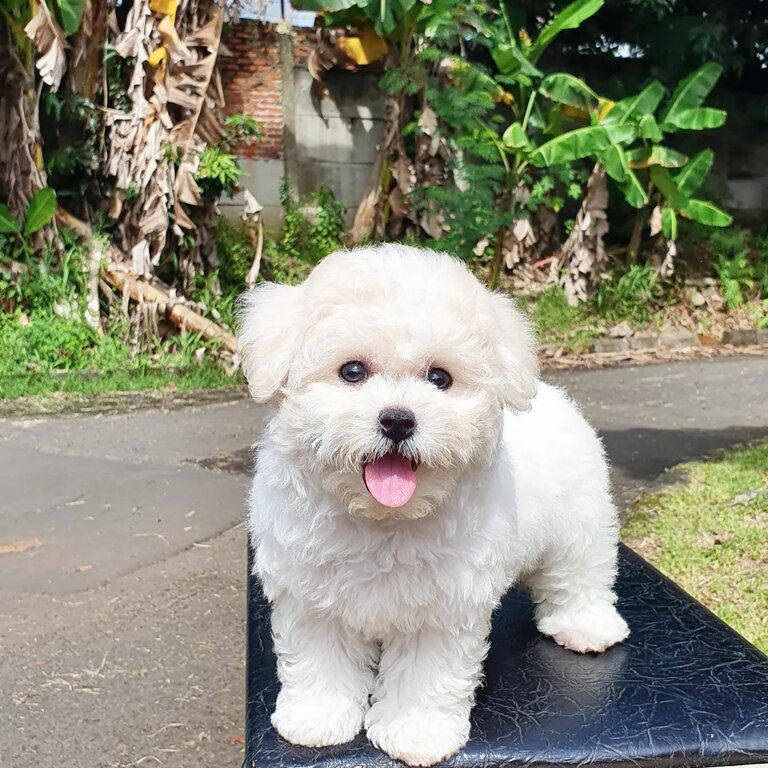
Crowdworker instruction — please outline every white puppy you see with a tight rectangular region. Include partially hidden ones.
[237,244,629,767]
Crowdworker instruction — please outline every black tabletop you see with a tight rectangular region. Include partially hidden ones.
[243,545,768,768]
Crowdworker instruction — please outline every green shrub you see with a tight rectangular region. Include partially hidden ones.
[0,228,240,399]
[0,308,238,399]
[0,314,236,399]
[216,182,346,290]
[521,285,601,352]
[187,270,238,331]
[194,113,261,200]
[0,311,107,375]
[195,147,244,200]
[279,178,308,264]
[260,181,347,285]
[216,217,253,293]
[278,180,346,265]
[755,233,768,299]
[590,264,664,325]
[0,229,88,314]
[306,186,346,261]
[708,228,766,310]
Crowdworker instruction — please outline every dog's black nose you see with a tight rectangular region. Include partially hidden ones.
[379,407,416,443]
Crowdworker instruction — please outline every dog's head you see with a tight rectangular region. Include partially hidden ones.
[237,244,538,519]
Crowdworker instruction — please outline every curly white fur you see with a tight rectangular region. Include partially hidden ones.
[237,244,629,766]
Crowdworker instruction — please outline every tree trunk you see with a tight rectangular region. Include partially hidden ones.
[104,264,237,353]
[627,208,646,265]
[71,0,109,100]
[553,165,609,305]
[349,93,400,244]
[0,21,48,218]
[488,228,506,291]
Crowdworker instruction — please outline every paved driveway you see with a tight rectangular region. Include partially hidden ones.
[1,356,766,768]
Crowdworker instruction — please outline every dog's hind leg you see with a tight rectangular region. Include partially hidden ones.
[270,597,378,747]
[525,520,629,654]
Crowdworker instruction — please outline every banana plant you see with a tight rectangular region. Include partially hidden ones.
[512,62,731,265]
[610,64,730,262]
[479,0,609,286]
[604,63,729,225]
[650,151,731,233]
[296,0,421,36]
[492,0,604,85]
[294,0,612,263]
[296,0,730,289]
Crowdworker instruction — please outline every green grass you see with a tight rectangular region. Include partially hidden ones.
[0,311,239,400]
[0,364,237,400]
[523,286,601,352]
[622,442,768,653]
[1,236,239,401]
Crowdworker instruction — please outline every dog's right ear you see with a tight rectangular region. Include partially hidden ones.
[236,283,305,403]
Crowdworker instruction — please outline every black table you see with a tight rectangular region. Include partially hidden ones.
[243,545,768,767]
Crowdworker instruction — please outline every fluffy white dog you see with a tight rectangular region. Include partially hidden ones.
[237,244,629,767]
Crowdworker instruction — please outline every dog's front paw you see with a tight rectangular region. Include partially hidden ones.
[365,704,469,766]
[272,690,366,747]
[537,601,629,654]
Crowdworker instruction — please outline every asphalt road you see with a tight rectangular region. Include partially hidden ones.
[1,356,767,768]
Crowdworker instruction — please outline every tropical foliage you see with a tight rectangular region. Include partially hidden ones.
[0,0,266,379]
[0,0,254,284]
[1,0,765,400]
[295,0,731,300]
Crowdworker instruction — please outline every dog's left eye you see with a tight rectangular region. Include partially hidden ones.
[340,361,368,383]
[427,367,452,390]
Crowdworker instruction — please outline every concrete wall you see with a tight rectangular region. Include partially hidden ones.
[219,21,385,227]
[221,158,284,224]
[722,142,768,217]
[290,69,385,223]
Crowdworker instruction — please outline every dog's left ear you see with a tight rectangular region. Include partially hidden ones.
[236,282,305,403]
[488,292,539,411]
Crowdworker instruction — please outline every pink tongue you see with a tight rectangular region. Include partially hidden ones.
[363,453,417,508]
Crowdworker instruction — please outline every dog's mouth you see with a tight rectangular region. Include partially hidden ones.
[362,452,419,509]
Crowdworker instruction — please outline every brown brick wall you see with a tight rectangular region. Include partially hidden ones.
[219,21,314,161]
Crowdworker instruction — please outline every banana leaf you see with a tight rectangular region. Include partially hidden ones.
[660,63,722,126]
[628,145,687,169]
[661,207,677,241]
[540,73,599,112]
[675,150,714,197]
[23,188,57,236]
[603,81,664,124]
[638,114,663,142]
[664,106,727,131]
[532,125,611,166]
[0,204,20,234]
[650,166,684,208]
[529,0,604,63]
[56,0,86,35]
[680,199,732,227]
[493,42,543,78]
[502,122,530,149]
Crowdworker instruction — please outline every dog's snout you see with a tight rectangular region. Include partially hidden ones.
[378,407,416,443]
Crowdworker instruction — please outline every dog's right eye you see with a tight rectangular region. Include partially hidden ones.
[340,361,367,383]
